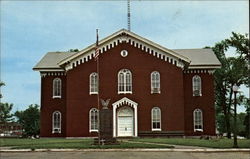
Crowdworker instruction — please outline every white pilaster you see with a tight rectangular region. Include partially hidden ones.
[134,105,138,137]
[113,105,117,137]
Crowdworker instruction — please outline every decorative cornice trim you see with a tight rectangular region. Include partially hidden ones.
[112,97,138,108]
[58,29,189,71]
[40,72,66,77]
[183,69,215,75]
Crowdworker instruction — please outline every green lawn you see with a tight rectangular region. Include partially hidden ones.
[0,138,172,149]
[1,138,250,149]
[129,138,250,148]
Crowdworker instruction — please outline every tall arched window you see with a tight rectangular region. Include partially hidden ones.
[118,69,132,94]
[151,71,160,93]
[53,78,62,98]
[151,107,161,131]
[89,108,99,132]
[52,111,61,133]
[193,109,203,132]
[192,75,202,96]
[90,72,98,94]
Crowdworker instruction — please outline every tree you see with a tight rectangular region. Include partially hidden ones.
[243,98,250,139]
[15,104,40,137]
[69,49,79,52]
[213,32,249,138]
[0,103,14,123]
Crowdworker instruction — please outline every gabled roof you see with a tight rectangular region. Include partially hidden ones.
[173,48,221,69]
[33,52,76,71]
[57,29,191,66]
[33,29,221,72]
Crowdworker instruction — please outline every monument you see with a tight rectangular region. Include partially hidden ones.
[94,99,118,145]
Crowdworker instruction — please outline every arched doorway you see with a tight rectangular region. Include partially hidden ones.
[117,106,134,137]
[112,97,138,137]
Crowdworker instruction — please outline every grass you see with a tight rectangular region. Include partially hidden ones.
[129,138,250,148]
[0,138,172,149]
[1,138,250,149]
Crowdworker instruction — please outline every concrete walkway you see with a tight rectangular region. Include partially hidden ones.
[121,140,207,149]
[1,151,250,159]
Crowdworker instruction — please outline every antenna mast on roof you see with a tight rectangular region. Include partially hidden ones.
[127,0,131,31]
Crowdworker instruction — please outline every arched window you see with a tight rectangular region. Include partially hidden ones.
[118,69,132,94]
[151,71,160,93]
[53,78,62,98]
[52,111,61,133]
[89,108,99,132]
[90,72,98,94]
[192,75,202,96]
[193,109,203,132]
[151,107,161,131]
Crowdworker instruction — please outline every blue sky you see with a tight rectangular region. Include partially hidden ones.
[0,1,249,112]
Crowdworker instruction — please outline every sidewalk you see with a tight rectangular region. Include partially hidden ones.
[1,147,250,153]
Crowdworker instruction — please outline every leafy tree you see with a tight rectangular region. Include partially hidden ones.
[213,32,249,138]
[243,99,250,138]
[0,103,14,123]
[69,49,79,52]
[15,104,40,137]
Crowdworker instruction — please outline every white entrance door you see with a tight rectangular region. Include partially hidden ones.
[117,107,134,137]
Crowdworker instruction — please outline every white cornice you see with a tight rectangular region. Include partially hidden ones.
[112,97,138,108]
[188,65,221,69]
[40,72,66,77]
[183,69,215,75]
[58,29,190,71]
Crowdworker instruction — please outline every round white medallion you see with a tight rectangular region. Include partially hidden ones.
[120,50,128,57]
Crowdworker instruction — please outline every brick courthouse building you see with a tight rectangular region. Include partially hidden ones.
[33,29,221,137]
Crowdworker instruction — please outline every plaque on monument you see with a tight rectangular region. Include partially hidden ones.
[94,99,118,145]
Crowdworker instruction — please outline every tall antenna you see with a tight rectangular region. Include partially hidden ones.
[127,0,131,31]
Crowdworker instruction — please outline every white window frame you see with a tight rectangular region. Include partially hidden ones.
[151,71,161,94]
[89,108,99,132]
[192,75,202,96]
[118,69,132,94]
[52,111,61,134]
[53,78,62,98]
[193,109,203,132]
[151,107,161,131]
[89,72,98,95]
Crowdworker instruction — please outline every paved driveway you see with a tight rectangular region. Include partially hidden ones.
[1,151,250,159]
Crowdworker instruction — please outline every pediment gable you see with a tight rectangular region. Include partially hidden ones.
[112,97,138,108]
[58,29,190,71]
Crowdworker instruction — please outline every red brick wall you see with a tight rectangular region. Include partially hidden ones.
[65,42,185,137]
[40,75,66,137]
[183,73,216,136]
[40,42,216,137]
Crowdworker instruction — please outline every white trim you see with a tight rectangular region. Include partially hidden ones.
[89,72,98,95]
[112,97,138,137]
[89,108,99,132]
[192,75,202,96]
[53,78,62,98]
[57,29,189,71]
[151,71,161,94]
[188,65,221,69]
[118,69,132,94]
[193,109,203,132]
[52,111,61,134]
[52,96,61,99]
[151,107,161,131]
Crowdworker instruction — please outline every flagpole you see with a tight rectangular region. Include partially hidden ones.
[96,29,101,146]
